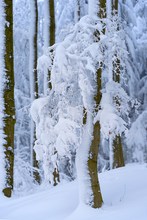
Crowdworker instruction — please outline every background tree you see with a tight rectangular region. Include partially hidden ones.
[120,0,147,163]
[75,0,81,22]
[112,0,125,169]
[29,0,40,182]
[38,0,55,95]
[14,0,38,195]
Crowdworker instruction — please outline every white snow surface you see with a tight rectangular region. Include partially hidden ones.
[0,164,147,220]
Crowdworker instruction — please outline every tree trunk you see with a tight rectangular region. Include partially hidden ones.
[44,0,50,48]
[49,0,60,185]
[2,0,15,197]
[112,0,124,169]
[99,0,106,17]
[75,0,81,22]
[34,0,39,100]
[48,0,55,90]
[86,0,105,208]
[29,0,40,183]
[87,69,103,208]
[49,0,55,47]
[43,0,50,95]
[42,0,55,91]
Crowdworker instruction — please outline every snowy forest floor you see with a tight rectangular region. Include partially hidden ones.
[0,164,147,220]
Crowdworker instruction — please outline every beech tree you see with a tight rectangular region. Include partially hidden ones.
[85,0,105,208]
[111,0,125,169]
[105,0,125,169]
[38,0,55,95]
[29,0,39,181]
[30,0,146,209]
[0,0,15,197]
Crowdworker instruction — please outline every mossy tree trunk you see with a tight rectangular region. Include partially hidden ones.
[2,0,15,198]
[112,0,125,169]
[87,69,103,208]
[86,0,107,208]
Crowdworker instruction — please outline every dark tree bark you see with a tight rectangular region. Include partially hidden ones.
[30,0,40,183]
[75,0,81,22]
[47,0,55,90]
[112,0,125,169]
[2,0,15,198]
[49,0,60,185]
[49,0,55,47]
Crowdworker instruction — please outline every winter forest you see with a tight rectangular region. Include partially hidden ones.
[0,0,147,219]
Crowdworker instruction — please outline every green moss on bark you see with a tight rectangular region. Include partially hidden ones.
[87,67,103,208]
[88,122,103,208]
[3,0,15,197]
[86,0,107,208]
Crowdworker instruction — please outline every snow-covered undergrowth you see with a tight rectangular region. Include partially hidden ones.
[0,164,147,220]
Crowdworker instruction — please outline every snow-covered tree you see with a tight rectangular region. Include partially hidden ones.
[29,0,40,183]
[31,0,105,207]
[14,0,34,194]
[38,0,55,96]
[109,0,125,169]
[121,0,147,163]
[30,0,147,209]
[0,0,15,197]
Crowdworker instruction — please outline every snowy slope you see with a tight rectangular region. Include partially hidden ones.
[0,164,147,220]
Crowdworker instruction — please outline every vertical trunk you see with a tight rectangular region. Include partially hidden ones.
[2,0,15,197]
[44,0,50,48]
[48,0,55,90]
[43,0,50,95]
[49,0,55,46]
[86,0,105,208]
[29,0,38,103]
[112,0,124,169]
[49,0,59,185]
[29,0,40,182]
[99,0,106,17]
[75,0,81,22]
[87,67,103,208]
[34,0,39,100]
[0,0,5,192]
[113,135,124,168]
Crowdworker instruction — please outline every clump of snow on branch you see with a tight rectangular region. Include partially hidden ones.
[97,81,131,139]
[126,111,147,163]
[31,10,132,203]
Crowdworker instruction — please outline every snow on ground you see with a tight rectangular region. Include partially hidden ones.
[0,164,147,220]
